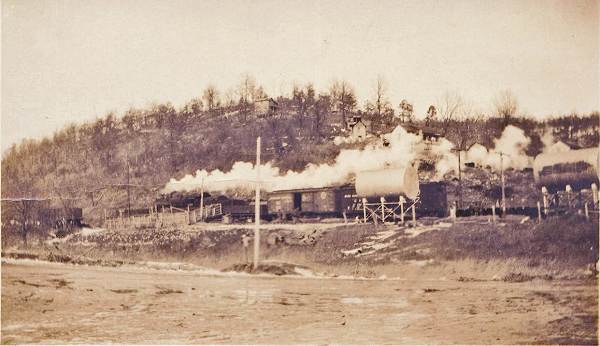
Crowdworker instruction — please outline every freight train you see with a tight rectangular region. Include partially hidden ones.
[155,180,449,221]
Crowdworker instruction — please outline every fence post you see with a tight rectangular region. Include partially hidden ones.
[362,198,368,223]
[399,197,405,224]
[492,204,496,224]
[342,211,348,224]
[592,183,598,208]
[411,203,416,227]
[537,201,542,223]
[380,197,386,223]
[542,187,549,215]
[585,202,589,220]
[187,205,191,225]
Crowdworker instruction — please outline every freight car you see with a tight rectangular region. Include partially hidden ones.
[266,184,358,218]
[266,182,448,219]
[533,147,599,192]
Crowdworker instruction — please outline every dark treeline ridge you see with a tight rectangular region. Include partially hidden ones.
[2,77,598,224]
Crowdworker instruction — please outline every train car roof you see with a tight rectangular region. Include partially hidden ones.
[533,147,599,175]
[269,185,348,194]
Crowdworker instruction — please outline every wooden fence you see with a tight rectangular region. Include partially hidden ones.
[104,203,224,230]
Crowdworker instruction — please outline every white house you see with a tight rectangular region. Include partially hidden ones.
[348,115,367,141]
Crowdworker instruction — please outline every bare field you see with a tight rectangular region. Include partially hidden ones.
[2,216,598,344]
[1,261,597,344]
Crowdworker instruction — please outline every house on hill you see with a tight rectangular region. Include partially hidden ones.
[254,98,279,116]
[348,115,367,141]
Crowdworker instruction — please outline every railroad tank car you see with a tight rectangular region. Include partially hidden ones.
[354,166,420,200]
[533,147,599,192]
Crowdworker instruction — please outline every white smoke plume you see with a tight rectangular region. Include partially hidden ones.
[464,125,532,171]
[540,130,571,154]
[164,125,424,193]
[164,124,538,194]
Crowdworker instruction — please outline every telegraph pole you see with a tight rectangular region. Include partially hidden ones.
[199,177,204,222]
[451,148,463,209]
[500,152,506,216]
[126,152,131,217]
[457,149,462,209]
[253,137,261,269]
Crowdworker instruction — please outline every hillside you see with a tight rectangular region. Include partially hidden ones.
[1,90,598,226]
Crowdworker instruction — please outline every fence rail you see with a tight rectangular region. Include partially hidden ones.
[104,203,224,230]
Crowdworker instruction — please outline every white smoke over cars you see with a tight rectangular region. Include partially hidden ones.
[164,126,422,193]
[164,124,554,194]
[540,130,571,154]
[464,125,532,171]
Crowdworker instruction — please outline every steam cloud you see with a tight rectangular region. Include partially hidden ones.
[164,124,549,194]
[164,126,422,194]
[464,125,532,171]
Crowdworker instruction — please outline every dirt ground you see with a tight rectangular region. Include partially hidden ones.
[2,261,597,344]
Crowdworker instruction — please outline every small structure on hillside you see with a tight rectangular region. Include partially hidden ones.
[401,123,443,142]
[348,115,367,141]
[254,98,279,116]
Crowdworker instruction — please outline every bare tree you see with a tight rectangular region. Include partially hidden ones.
[425,105,437,126]
[494,89,518,127]
[365,76,394,132]
[398,99,414,123]
[202,85,221,113]
[445,103,484,151]
[312,94,332,141]
[329,80,357,128]
[237,74,267,122]
[436,91,465,134]
[292,83,316,127]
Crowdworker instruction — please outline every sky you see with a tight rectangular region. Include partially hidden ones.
[2,0,598,150]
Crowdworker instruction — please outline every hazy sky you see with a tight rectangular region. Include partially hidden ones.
[2,0,598,150]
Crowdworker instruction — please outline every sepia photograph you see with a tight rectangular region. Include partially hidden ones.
[1,0,599,344]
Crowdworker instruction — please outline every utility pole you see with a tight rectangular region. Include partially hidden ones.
[253,137,261,269]
[451,148,463,209]
[458,149,462,209]
[499,152,506,216]
[199,177,204,222]
[126,152,131,217]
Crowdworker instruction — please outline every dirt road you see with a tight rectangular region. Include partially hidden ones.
[2,261,597,344]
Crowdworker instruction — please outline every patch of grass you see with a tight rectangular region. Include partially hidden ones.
[110,289,138,294]
[14,279,46,288]
[155,287,183,295]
